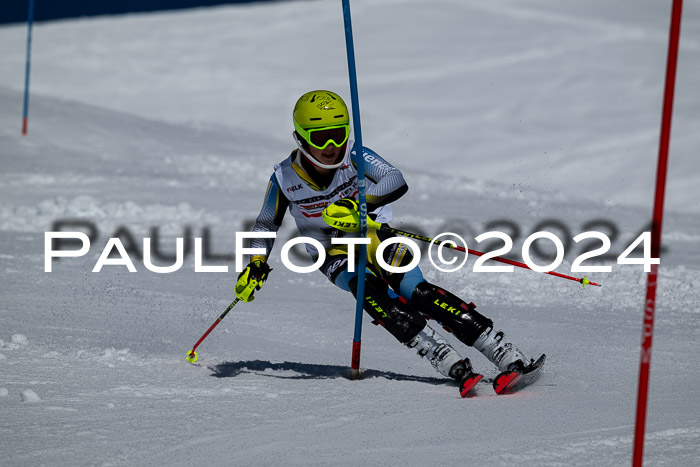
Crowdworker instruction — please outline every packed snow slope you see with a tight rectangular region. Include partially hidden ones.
[1,1,699,466]
[1,0,699,213]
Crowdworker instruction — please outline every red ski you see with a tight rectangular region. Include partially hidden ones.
[493,354,546,395]
[459,372,484,398]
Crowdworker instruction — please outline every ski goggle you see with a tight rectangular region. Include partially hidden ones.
[297,124,350,150]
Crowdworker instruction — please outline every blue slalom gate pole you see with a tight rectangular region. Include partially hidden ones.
[341,0,367,379]
[22,0,36,136]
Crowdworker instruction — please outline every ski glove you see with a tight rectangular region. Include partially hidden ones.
[235,259,272,302]
[322,198,361,233]
[323,198,383,233]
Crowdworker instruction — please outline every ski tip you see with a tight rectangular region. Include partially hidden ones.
[186,350,198,363]
[531,354,546,368]
[459,373,483,398]
[520,354,546,376]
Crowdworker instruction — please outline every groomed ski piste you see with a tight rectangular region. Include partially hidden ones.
[1,0,699,465]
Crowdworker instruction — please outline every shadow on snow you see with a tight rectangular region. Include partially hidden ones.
[210,360,451,385]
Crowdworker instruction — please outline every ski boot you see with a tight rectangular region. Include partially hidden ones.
[448,358,483,398]
[473,327,529,372]
[407,324,483,397]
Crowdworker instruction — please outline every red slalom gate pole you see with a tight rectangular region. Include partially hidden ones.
[22,0,35,135]
[632,0,683,465]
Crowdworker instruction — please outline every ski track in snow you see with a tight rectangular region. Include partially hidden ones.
[1,0,699,465]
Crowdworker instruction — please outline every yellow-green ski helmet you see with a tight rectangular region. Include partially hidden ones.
[292,90,351,169]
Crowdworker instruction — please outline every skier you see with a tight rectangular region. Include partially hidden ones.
[236,90,538,396]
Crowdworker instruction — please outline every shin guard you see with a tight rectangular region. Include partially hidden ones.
[411,282,493,346]
[349,274,426,344]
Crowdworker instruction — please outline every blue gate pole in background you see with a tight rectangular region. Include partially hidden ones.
[341,0,368,380]
[22,0,35,136]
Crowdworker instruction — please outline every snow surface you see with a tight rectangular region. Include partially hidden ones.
[19,389,42,403]
[0,0,699,465]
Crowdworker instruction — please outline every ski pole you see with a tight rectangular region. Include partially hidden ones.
[366,219,601,288]
[185,281,256,363]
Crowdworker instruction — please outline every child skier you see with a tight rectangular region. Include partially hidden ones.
[236,90,539,396]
